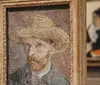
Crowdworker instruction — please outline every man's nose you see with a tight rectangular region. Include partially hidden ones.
[29,46,35,56]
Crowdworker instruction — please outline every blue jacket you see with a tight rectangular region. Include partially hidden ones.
[8,63,69,85]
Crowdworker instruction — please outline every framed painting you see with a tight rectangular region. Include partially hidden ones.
[0,0,86,85]
[86,0,100,66]
[86,1,100,84]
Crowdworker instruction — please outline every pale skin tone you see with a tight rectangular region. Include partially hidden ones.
[93,13,100,27]
[22,38,55,72]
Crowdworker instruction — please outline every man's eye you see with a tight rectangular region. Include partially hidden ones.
[36,43,42,47]
[38,43,42,46]
[26,43,30,46]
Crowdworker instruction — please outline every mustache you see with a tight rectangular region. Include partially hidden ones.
[28,56,40,62]
[28,54,50,59]
[27,54,49,63]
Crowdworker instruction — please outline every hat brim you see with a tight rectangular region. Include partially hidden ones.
[9,27,69,52]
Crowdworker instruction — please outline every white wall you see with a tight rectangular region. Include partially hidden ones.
[86,1,100,28]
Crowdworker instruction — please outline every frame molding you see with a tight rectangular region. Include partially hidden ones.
[0,0,86,85]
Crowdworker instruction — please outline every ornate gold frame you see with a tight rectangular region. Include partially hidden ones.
[0,0,86,85]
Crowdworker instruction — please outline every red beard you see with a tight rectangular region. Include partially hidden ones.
[27,56,49,72]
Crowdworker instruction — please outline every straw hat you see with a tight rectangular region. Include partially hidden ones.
[10,15,69,53]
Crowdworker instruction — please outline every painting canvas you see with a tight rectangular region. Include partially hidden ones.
[86,0,100,58]
[7,4,70,85]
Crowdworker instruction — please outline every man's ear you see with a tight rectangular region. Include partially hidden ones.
[49,44,57,55]
[46,39,57,54]
[46,39,57,48]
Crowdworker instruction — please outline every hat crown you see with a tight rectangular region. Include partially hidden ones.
[28,15,56,29]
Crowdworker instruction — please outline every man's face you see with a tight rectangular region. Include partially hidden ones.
[23,38,53,72]
[93,13,100,27]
